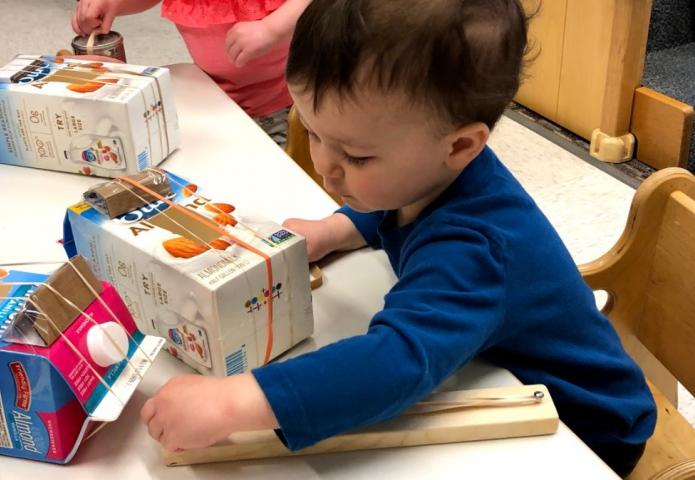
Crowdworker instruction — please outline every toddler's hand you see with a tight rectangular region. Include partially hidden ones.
[283,217,336,262]
[141,373,276,452]
[225,20,281,67]
[72,0,121,36]
[141,375,235,451]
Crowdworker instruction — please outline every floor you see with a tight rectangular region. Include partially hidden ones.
[2,0,694,426]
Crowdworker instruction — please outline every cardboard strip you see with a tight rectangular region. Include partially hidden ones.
[27,256,103,345]
[83,168,172,218]
[164,384,559,466]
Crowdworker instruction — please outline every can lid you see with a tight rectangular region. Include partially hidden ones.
[72,31,123,50]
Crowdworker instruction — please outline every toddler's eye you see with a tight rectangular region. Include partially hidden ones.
[344,153,373,166]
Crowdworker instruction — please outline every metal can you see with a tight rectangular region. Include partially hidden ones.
[71,31,127,62]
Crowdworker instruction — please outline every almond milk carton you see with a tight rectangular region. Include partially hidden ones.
[0,260,163,463]
[63,171,314,377]
[0,54,179,177]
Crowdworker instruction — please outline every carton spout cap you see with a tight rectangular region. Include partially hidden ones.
[87,321,129,367]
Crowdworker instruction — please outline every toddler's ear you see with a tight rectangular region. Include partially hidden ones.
[446,122,490,170]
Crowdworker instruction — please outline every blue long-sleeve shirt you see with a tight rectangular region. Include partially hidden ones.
[253,146,656,456]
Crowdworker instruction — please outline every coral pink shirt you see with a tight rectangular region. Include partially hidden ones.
[162,0,292,118]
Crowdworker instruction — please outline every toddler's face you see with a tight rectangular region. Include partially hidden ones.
[290,84,456,213]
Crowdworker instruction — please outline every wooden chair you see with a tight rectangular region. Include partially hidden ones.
[579,167,695,480]
[284,105,342,204]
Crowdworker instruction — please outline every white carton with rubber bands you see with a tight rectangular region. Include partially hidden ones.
[0,54,179,177]
[0,257,164,464]
[63,169,315,377]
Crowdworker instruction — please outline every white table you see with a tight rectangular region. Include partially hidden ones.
[0,64,619,479]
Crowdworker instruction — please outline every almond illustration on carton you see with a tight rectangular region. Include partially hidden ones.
[213,213,237,226]
[182,184,198,197]
[162,237,231,259]
[205,202,235,214]
[67,81,104,94]
[209,238,231,250]
[162,237,208,259]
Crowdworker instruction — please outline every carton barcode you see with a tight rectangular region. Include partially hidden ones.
[137,151,149,171]
[225,346,247,376]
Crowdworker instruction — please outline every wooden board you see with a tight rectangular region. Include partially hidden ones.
[165,384,559,466]
[597,0,652,137]
[640,191,695,394]
[631,87,694,170]
[556,0,615,139]
[514,0,568,119]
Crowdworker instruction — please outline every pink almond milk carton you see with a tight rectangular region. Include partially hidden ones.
[0,256,163,463]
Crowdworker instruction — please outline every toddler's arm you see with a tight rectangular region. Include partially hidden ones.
[72,0,162,36]
[225,0,312,67]
[141,210,363,450]
[283,212,367,262]
[141,220,506,452]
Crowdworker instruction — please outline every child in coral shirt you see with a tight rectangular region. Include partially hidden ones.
[72,0,312,146]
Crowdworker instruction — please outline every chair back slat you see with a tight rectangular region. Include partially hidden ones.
[638,191,695,395]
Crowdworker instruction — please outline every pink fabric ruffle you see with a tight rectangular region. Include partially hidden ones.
[162,0,285,27]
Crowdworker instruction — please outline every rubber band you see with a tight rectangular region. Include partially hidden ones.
[10,58,172,167]
[116,174,276,364]
[3,285,127,407]
[161,172,276,248]
[108,178,258,338]
[0,273,160,442]
[65,261,154,366]
[3,279,143,384]
[159,172,296,348]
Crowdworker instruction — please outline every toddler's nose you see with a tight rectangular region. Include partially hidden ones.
[312,149,343,180]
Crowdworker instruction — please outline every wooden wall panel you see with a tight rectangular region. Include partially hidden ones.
[514,0,568,120]
[556,0,615,139]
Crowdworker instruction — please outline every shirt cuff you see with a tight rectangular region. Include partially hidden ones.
[252,365,316,451]
[335,205,383,248]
